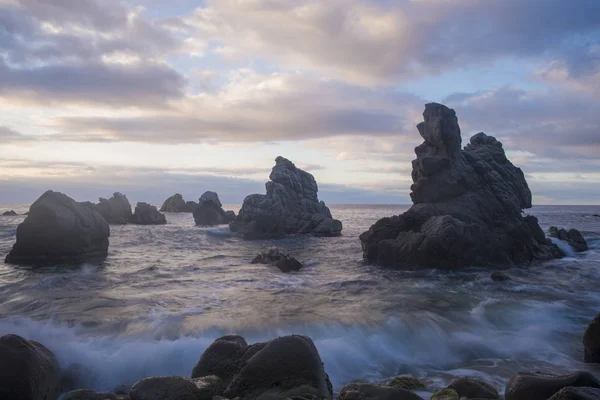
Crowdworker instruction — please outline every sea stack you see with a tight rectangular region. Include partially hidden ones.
[160,193,195,213]
[193,191,236,226]
[129,202,167,225]
[230,156,342,240]
[360,103,562,269]
[95,192,132,224]
[5,190,110,266]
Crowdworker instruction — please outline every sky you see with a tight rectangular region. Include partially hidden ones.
[1,0,599,205]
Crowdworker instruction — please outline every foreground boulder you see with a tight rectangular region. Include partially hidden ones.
[160,193,193,213]
[2,210,17,216]
[193,191,236,226]
[505,371,600,400]
[130,376,203,400]
[129,203,167,225]
[5,191,110,265]
[549,227,588,252]
[95,192,132,224]
[583,313,600,363]
[251,248,304,272]
[0,334,61,400]
[338,382,423,400]
[360,103,562,269]
[191,334,333,399]
[230,156,342,240]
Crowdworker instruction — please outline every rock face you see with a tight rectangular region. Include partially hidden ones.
[191,334,333,400]
[549,227,588,252]
[583,312,600,363]
[2,210,17,216]
[193,191,236,226]
[129,202,167,225]
[95,192,132,224]
[360,103,562,269]
[0,334,61,400]
[251,248,304,273]
[230,157,342,240]
[160,193,193,213]
[5,191,110,266]
[505,371,600,400]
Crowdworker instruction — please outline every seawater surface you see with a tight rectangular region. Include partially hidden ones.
[1,204,600,395]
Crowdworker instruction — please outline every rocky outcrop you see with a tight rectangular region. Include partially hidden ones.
[0,334,61,400]
[160,193,193,213]
[583,313,600,363]
[95,193,132,224]
[360,103,562,269]
[230,157,342,240]
[549,227,588,252]
[2,210,17,216]
[251,248,304,273]
[193,191,236,226]
[129,203,167,225]
[338,382,423,400]
[505,371,600,400]
[191,334,333,400]
[5,191,110,266]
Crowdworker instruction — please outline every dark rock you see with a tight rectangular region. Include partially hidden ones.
[113,384,131,395]
[129,203,166,225]
[359,103,562,269]
[276,257,303,273]
[583,313,600,363]
[447,377,499,399]
[547,387,600,400]
[60,363,95,392]
[2,210,17,216]
[192,334,332,400]
[230,157,342,240]
[160,193,192,213]
[549,226,588,253]
[505,371,600,400]
[193,191,236,226]
[251,248,303,273]
[191,375,223,400]
[387,376,425,391]
[0,334,61,400]
[338,382,423,400]
[430,388,458,400]
[95,193,132,224]
[130,376,203,400]
[62,389,120,400]
[5,191,110,266]
[186,201,199,213]
[490,271,510,282]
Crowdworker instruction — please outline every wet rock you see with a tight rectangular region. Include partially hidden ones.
[160,193,193,213]
[547,387,600,400]
[2,210,17,216]
[5,191,110,266]
[0,334,61,400]
[193,191,236,226]
[360,103,562,269]
[95,193,132,224]
[387,377,425,391]
[251,248,303,273]
[447,377,499,399]
[130,376,203,400]
[191,375,223,400]
[339,382,423,400]
[129,203,166,225]
[549,227,588,253]
[583,312,600,363]
[230,157,342,240]
[62,389,120,400]
[505,371,600,400]
[490,271,510,282]
[430,388,458,400]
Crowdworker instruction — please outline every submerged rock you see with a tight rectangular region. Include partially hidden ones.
[549,226,588,252]
[95,192,132,224]
[505,371,600,400]
[338,382,423,400]
[2,210,17,216]
[251,248,303,273]
[583,313,600,363]
[360,103,561,269]
[129,203,167,225]
[230,156,342,240]
[0,334,61,400]
[5,191,110,266]
[193,191,235,226]
[160,193,193,213]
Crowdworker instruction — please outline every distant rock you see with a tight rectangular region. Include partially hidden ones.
[549,226,588,252]
[230,156,342,240]
[193,191,236,226]
[5,191,110,266]
[505,371,600,400]
[583,312,600,363]
[2,210,17,216]
[251,248,303,273]
[130,202,167,225]
[360,103,562,269]
[160,193,193,213]
[95,192,132,224]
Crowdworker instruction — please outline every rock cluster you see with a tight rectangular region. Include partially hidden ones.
[4,191,110,266]
[251,248,304,273]
[230,156,342,240]
[129,203,167,225]
[95,193,132,224]
[160,193,194,213]
[360,103,563,269]
[549,226,588,252]
[193,191,236,226]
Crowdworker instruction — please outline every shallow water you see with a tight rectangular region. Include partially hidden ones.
[1,204,600,395]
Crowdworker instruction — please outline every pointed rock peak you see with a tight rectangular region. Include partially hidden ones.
[419,102,462,157]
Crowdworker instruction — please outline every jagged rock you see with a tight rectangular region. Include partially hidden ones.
[230,157,342,240]
[251,249,303,273]
[338,382,423,400]
[191,334,332,400]
[0,334,61,400]
[491,271,510,282]
[160,193,193,213]
[360,103,562,269]
[549,227,588,252]
[130,376,202,400]
[5,191,110,266]
[505,371,600,400]
[447,377,499,399]
[547,387,600,400]
[193,191,235,226]
[95,193,132,224]
[583,312,600,363]
[2,210,17,216]
[129,203,166,225]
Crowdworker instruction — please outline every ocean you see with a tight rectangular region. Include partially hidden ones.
[1,204,599,396]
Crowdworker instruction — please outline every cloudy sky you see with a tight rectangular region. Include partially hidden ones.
[1,0,599,205]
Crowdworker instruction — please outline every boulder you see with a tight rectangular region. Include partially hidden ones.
[95,193,132,224]
[191,334,333,400]
[251,249,303,273]
[549,227,588,252]
[0,334,61,400]
[360,103,562,269]
[5,191,110,266]
[387,377,425,391]
[62,389,121,400]
[338,382,423,400]
[547,387,600,400]
[191,375,223,400]
[583,313,600,363]
[446,377,499,399]
[229,157,342,240]
[130,376,203,400]
[2,210,17,216]
[129,203,166,225]
[505,371,600,400]
[160,193,192,213]
[430,389,458,400]
[193,191,235,226]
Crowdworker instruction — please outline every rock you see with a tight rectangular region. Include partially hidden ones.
[129,203,166,225]
[359,103,562,269]
[505,371,600,400]
[186,201,199,213]
[251,249,303,273]
[193,191,236,226]
[490,271,510,282]
[113,384,131,395]
[549,226,588,253]
[5,191,110,266]
[130,376,203,400]
[387,377,425,391]
[447,377,499,399]
[191,375,223,400]
[430,388,458,400]
[230,157,342,240]
[547,387,600,400]
[160,193,192,213]
[192,334,332,400]
[62,389,120,400]
[2,210,17,216]
[95,193,132,224]
[338,382,423,400]
[583,313,600,363]
[0,334,61,400]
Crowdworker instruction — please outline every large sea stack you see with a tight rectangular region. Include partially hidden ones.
[129,202,167,225]
[5,191,110,266]
[360,103,562,269]
[95,192,132,224]
[160,193,194,213]
[193,191,236,226]
[230,156,342,240]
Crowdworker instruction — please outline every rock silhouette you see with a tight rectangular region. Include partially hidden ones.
[95,192,132,224]
[193,191,235,226]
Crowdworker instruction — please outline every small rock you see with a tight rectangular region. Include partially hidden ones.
[447,377,499,399]
[431,388,459,400]
[2,210,17,216]
[129,203,167,225]
[490,271,510,282]
[583,313,600,363]
[251,248,304,273]
[388,376,425,391]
